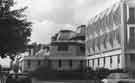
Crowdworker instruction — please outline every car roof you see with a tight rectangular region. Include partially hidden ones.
[107,73,135,79]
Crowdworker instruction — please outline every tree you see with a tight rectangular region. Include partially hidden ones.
[0,0,32,59]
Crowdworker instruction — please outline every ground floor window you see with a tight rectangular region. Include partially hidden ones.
[92,59,94,67]
[130,54,135,63]
[27,60,31,68]
[38,60,41,66]
[69,60,72,68]
[88,59,90,67]
[110,56,112,67]
[58,60,62,68]
[98,58,100,66]
[117,55,120,64]
[104,57,105,67]
[80,60,83,68]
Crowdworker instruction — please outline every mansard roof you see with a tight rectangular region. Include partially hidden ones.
[56,30,76,40]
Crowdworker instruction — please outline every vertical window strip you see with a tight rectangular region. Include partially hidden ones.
[118,55,120,64]
[58,60,62,68]
[110,56,112,67]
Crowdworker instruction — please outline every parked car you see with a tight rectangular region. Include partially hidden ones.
[102,73,135,83]
[6,73,32,83]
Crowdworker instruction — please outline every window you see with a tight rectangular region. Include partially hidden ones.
[110,56,112,67]
[129,27,135,42]
[117,55,120,64]
[130,54,135,62]
[38,60,41,65]
[80,46,85,52]
[129,8,135,21]
[58,60,62,68]
[58,45,68,51]
[127,25,135,45]
[92,59,94,67]
[69,60,72,68]
[104,57,106,67]
[127,7,135,23]
[27,60,31,68]
[80,60,83,68]
[88,60,90,67]
[98,58,100,66]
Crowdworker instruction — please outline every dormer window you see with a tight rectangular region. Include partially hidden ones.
[57,45,68,51]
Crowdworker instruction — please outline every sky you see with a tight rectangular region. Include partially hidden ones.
[0,0,120,67]
[14,0,119,44]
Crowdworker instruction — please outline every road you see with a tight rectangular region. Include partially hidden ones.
[32,78,97,83]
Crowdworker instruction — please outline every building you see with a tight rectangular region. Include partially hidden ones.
[86,0,135,71]
[48,25,86,71]
[19,25,86,72]
[18,45,50,72]
[19,56,47,72]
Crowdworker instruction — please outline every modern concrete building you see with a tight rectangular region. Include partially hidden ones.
[86,0,135,71]
[49,25,86,71]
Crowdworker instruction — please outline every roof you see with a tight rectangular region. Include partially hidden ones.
[56,30,77,40]
[89,0,121,24]
[51,40,85,46]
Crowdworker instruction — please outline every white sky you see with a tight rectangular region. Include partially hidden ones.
[0,0,120,67]
[14,0,119,44]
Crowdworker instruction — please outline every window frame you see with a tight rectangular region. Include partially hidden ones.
[57,45,69,51]
[127,5,135,21]
[69,60,72,68]
[117,55,120,64]
[58,60,62,68]
[38,60,41,66]
[127,25,135,43]
[27,60,31,68]
[104,57,106,67]
[110,56,112,67]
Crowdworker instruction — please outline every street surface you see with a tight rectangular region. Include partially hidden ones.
[32,78,95,83]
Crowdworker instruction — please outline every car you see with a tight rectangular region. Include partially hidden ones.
[101,73,135,83]
[6,73,32,83]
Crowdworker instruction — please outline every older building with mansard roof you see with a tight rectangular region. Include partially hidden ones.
[48,25,86,71]
[86,0,135,71]
[19,25,86,72]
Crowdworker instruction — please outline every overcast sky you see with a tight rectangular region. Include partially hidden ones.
[14,0,120,44]
[0,0,121,67]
